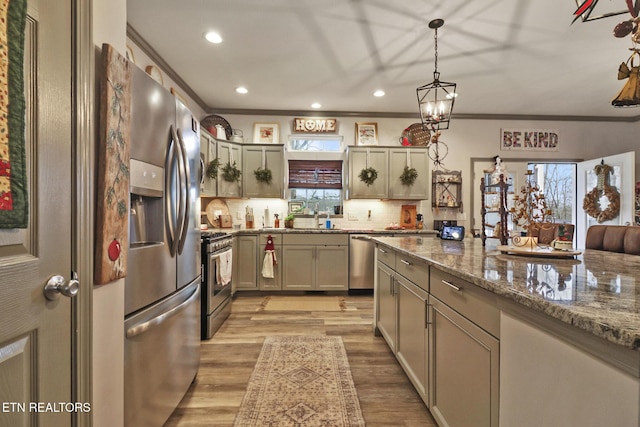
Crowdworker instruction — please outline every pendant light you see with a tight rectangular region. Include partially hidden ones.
[416,19,457,131]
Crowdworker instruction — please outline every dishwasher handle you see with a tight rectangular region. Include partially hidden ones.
[351,235,372,241]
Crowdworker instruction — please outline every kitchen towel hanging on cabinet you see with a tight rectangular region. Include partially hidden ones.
[261,235,277,278]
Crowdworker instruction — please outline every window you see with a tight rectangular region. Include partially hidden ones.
[530,163,576,224]
[288,160,342,189]
[288,160,343,213]
[288,137,344,152]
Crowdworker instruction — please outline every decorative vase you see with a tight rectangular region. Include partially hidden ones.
[284,219,294,229]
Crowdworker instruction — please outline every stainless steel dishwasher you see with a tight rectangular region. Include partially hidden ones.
[349,234,375,289]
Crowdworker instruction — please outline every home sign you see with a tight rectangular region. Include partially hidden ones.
[293,117,338,133]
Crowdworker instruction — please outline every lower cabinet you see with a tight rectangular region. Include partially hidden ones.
[259,233,282,290]
[375,250,429,406]
[429,268,500,427]
[282,245,315,290]
[235,234,258,290]
[376,261,397,352]
[375,243,499,427]
[282,234,349,291]
[396,275,429,405]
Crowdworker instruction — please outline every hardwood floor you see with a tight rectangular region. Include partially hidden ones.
[164,293,437,426]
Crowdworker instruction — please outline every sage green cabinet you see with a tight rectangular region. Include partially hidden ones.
[282,234,349,291]
[316,245,349,290]
[235,234,258,290]
[243,145,284,198]
[348,147,389,199]
[388,148,429,200]
[429,268,500,427]
[348,146,430,200]
[217,141,242,198]
[259,233,282,290]
[396,275,429,406]
[376,260,397,353]
[200,129,218,197]
[376,247,429,405]
[282,245,315,290]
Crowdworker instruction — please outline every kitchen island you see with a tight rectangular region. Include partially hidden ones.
[372,235,640,427]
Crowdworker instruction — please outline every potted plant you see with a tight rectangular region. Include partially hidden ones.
[221,161,242,183]
[358,167,378,186]
[254,167,273,184]
[206,158,220,180]
[399,166,418,186]
[284,212,295,228]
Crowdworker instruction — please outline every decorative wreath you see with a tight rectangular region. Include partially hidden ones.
[221,161,242,183]
[358,167,378,186]
[582,163,621,223]
[206,158,220,179]
[254,167,273,184]
[399,166,418,186]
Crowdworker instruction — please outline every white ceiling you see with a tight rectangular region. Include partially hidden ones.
[127,0,640,119]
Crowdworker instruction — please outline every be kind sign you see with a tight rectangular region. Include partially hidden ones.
[501,128,559,151]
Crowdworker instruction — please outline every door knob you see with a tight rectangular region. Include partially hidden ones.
[43,272,79,301]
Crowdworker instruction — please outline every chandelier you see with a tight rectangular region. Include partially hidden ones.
[416,19,457,131]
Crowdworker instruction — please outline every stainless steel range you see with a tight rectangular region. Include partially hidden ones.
[201,231,233,339]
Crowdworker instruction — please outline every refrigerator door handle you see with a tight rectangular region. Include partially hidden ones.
[165,128,177,256]
[125,282,200,338]
[166,125,185,256]
[176,128,190,254]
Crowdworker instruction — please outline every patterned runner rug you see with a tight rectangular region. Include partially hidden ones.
[233,335,365,426]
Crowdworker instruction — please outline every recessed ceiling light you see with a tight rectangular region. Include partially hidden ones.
[204,31,222,44]
[235,87,248,94]
[311,102,322,109]
[446,92,458,99]
[373,90,386,97]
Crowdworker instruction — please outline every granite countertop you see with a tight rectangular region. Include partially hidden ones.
[373,235,640,351]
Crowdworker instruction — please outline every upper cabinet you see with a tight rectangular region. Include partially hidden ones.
[388,148,430,200]
[243,145,284,198]
[348,146,430,200]
[200,129,218,197]
[217,141,243,198]
[348,147,389,199]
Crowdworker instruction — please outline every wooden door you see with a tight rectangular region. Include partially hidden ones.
[0,1,74,426]
[576,151,636,246]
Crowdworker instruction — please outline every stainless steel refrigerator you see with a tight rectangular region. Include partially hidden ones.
[124,64,201,427]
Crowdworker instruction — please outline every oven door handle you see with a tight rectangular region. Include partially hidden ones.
[126,283,200,338]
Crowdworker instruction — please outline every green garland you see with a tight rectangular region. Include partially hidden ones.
[399,166,418,186]
[254,167,273,184]
[206,158,220,179]
[359,167,378,186]
[221,161,242,183]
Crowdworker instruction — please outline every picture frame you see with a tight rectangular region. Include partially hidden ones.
[288,201,304,215]
[253,123,280,144]
[355,122,378,146]
[400,204,417,229]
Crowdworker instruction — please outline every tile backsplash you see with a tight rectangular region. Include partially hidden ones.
[207,198,465,230]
